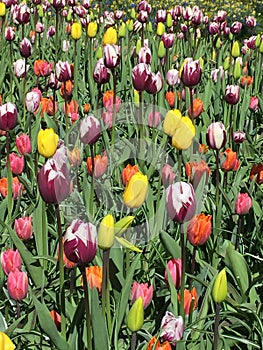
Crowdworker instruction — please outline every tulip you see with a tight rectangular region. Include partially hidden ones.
[0,3,6,16]
[158,40,166,58]
[166,182,196,223]
[131,281,153,309]
[80,115,101,145]
[160,311,184,346]
[132,63,151,92]
[181,58,202,87]
[240,75,253,88]
[7,152,24,175]
[138,46,152,64]
[103,44,120,69]
[165,91,176,108]
[25,90,41,113]
[20,37,32,58]
[0,102,17,130]
[161,164,175,188]
[225,85,240,105]
[138,10,148,23]
[1,249,22,275]
[246,16,256,28]
[146,71,163,94]
[127,297,144,332]
[103,90,122,112]
[64,219,97,265]
[231,41,240,58]
[162,33,175,48]
[60,80,73,101]
[178,288,198,315]
[98,214,115,250]
[5,26,16,41]
[103,27,117,45]
[13,58,29,78]
[71,22,82,40]
[164,258,182,289]
[157,22,165,36]
[211,66,224,83]
[230,21,242,34]
[55,61,72,82]
[123,172,148,208]
[235,193,252,215]
[188,98,204,119]
[148,111,162,127]
[93,58,111,84]
[13,2,30,24]
[220,148,239,171]
[84,266,103,293]
[212,269,227,303]
[0,332,15,350]
[121,164,140,186]
[87,151,108,178]
[46,26,56,40]
[187,213,212,246]
[166,69,180,86]
[185,159,211,189]
[16,133,32,155]
[37,128,58,158]
[14,216,33,241]
[206,122,226,150]
[146,336,172,350]
[0,177,24,200]
[34,59,53,77]
[37,151,70,204]
[50,310,61,330]
[36,22,45,34]
[7,268,28,300]
[51,0,66,10]
[250,163,263,184]
[233,131,246,144]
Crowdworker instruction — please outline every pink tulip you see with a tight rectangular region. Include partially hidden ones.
[1,249,22,275]
[14,217,33,240]
[164,258,182,289]
[235,193,252,215]
[161,164,175,188]
[16,133,32,155]
[7,269,28,300]
[131,281,153,309]
[7,152,24,175]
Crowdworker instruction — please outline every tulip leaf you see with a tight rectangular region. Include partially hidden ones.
[32,295,69,350]
[115,236,142,252]
[114,216,135,237]
[160,231,181,258]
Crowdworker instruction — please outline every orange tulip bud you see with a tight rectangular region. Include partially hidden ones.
[187,213,212,246]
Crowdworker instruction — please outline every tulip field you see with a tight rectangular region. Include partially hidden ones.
[0,1,263,349]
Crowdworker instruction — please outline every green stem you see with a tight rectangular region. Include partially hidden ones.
[80,266,93,350]
[89,144,95,219]
[139,91,144,162]
[215,150,220,210]
[102,249,111,332]
[189,87,194,122]
[179,223,185,321]
[213,303,221,350]
[228,104,233,147]
[177,150,182,181]
[110,69,117,152]
[189,245,197,289]
[6,131,13,224]
[235,215,243,251]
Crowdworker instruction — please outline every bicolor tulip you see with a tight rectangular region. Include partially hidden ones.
[138,46,152,64]
[123,172,148,208]
[93,58,111,84]
[20,37,32,58]
[166,69,180,86]
[235,192,252,215]
[64,219,97,266]
[0,102,17,131]
[225,85,240,105]
[233,131,246,144]
[25,90,41,113]
[131,281,153,309]
[55,60,72,82]
[7,268,28,301]
[187,213,212,246]
[165,258,182,289]
[14,217,33,241]
[212,269,227,303]
[103,44,120,69]
[162,33,175,48]
[1,249,22,276]
[37,128,58,158]
[181,58,202,87]
[206,122,226,150]
[98,214,115,250]
[160,311,184,346]
[5,26,16,41]
[146,71,163,94]
[132,63,151,92]
[80,115,100,145]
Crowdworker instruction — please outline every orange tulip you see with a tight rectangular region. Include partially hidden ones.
[187,213,212,246]
[121,164,139,185]
[165,91,175,108]
[33,59,53,77]
[188,98,204,119]
[178,287,197,315]
[83,103,91,114]
[240,75,253,87]
[87,151,108,178]
[0,177,24,199]
[185,159,211,189]
[37,96,57,117]
[82,266,103,293]
[50,310,61,330]
[250,163,263,184]
[146,336,172,350]
[220,148,240,171]
[60,80,74,100]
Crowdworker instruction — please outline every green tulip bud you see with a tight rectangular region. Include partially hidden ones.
[229,32,233,41]
[118,22,126,38]
[127,297,144,332]
[215,37,221,49]
[223,56,230,70]
[96,46,103,59]
[166,13,173,28]
[259,39,263,53]
[212,269,227,303]
[255,34,261,48]
[147,22,153,33]
[130,8,136,19]
[157,22,165,36]
[233,60,242,80]
[158,40,166,58]
[231,41,240,58]
[134,90,140,108]
[67,9,72,22]
[136,39,141,55]
[199,56,204,70]
[37,5,44,18]
[127,20,134,32]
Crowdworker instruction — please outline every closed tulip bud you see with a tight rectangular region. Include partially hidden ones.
[130,8,136,19]
[7,269,28,300]
[231,21,242,35]
[98,214,115,250]
[249,96,259,111]
[158,40,166,58]
[122,164,139,185]
[118,22,126,38]
[233,60,242,80]
[147,22,153,32]
[259,39,263,53]
[127,297,144,332]
[1,249,22,276]
[14,216,33,240]
[212,269,227,303]
[206,122,226,150]
[37,128,58,158]
[235,192,252,215]
[185,159,211,189]
[7,152,24,175]
[166,69,180,86]
[71,22,82,40]
[148,111,162,127]
[127,20,134,32]
[16,133,32,155]
[5,26,15,41]
[136,39,142,55]
[0,332,15,350]
[146,71,163,94]
[0,3,6,16]
[20,37,32,58]
[181,58,202,87]
[26,90,41,113]
[87,21,98,38]
[160,311,184,346]
[165,258,182,289]
[96,46,103,59]
[132,63,151,92]
[166,13,173,27]
[131,281,153,309]
[162,164,175,188]
[64,219,97,265]
[103,27,117,45]
[103,44,120,69]
[225,85,240,104]
[231,41,240,58]
[0,102,17,131]
[123,172,148,208]
[233,130,246,144]
[187,213,212,246]
[157,22,165,36]
[162,33,175,48]
[188,98,204,119]
[134,89,140,107]
[220,148,240,171]
[223,56,231,70]
[87,151,108,178]
[80,115,100,145]
[166,182,196,223]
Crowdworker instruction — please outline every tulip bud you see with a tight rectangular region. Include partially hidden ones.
[223,56,230,70]
[235,192,252,215]
[259,39,263,53]
[96,46,103,59]
[231,41,240,58]
[20,37,32,58]
[118,22,126,38]
[14,216,33,240]
[0,3,6,16]
[215,38,221,49]
[87,22,98,38]
[98,214,115,250]
[162,164,175,188]
[123,172,148,208]
[71,22,82,40]
[80,115,100,145]
[158,40,166,58]
[127,297,144,332]
[146,71,163,94]
[185,159,211,189]
[1,249,22,275]
[0,332,15,350]
[7,269,28,301]
[136,39,141,55]
[212,269,227,303]
[157,22,165,36]
[187,213,212,246]
[0,102,18,131]
[103,44,120,69]
[16,133,32,155]
[133,89,140,107]
[87,151,108,177]
[132,63,151,92]
[166,13,173,27]
[103,27,117,45]
[131,281,153,309]
[8,152,24,175]
[206,122,226,150]
[165,258,182,288]
[37,128,59,158]
[233,60,242,80]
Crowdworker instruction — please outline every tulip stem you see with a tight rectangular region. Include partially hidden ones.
[189,246,197,289]
[215,150,220,210]
[213,303,221,350]
[6,131,13,224]
[139,91,144,161]
[235,215,243,251]
[189,88,194,122]
[80,266,93,350]
[179,223,185,321]
[110,69,117,153]
[89,144,95,219]
[130,332,137,350]
[102,249,111,333]
[178,150,182,181]
[55,204,66,340]
[228,104,233,147]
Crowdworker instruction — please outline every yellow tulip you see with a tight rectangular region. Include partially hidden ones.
[87,22,98,38]
[123,172,148,208]
[98,214,115,250]
[0,3,6,17]
[127,297,144,332]
[0,332,15,350]
[163,109,182,137]
[103,27,117,45]
[212,269,228,303]
[71,22,82,40]
[171,116,195,150]
[231,41,240,58]
[37,128,58,158]
[157,22,165,36]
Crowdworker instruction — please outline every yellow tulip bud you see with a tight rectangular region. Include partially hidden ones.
[233,60,242,80]
[158,40,166,58]
[212,268,227,303]
[229,32,233,41]
[259,39,263,53]
[134,90,140,108]
[123,172,148,208]
[103,27,117,45]
[0,332,15,350]
[127,297,144,332]
[199,56,204,70]
[171,116,195,150]
[223,56,230,71]
[37,4,44,18]
[37,128,59,158]
[0,3,6,17]
[163,109,182,137]
[157,22,165,36]
[130,8,136,19]
[96,46,103,59]
[66,9,72,22]
[98,214,115,250]
[118,22,126,38]
[71,22,82,40]
[87,22,98,38]
[127,20,134,32]
[166,13,173,28]
[215,37,221,49]
[231,41,240,58]
[211,49,216,61]
[136,39,141,55]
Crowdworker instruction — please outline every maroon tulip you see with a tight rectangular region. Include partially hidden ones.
[103,44,120,69]
[93,58,111,84]
[1,249,22,276]
[79,115,100,145]
[233,131,246,144]
[0,102,18,130]
[5,26,16,41]
[132,63,151,92]
[162,33,175,48]
[235,192,252,215]
[138,46,152,64]
[55,61,72,82]
[13,3,30,24]
[64,219,97,265]
[51,0,66,10]
[206,121,226,150]
[181,58,202,87]
[225,85,240,105]
[230,21,242,34]
[7,269,28,301]
[146,71,163,94]
[14,216,33,240]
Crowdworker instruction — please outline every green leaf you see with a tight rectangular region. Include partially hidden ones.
[115,236,142,252]
[115,216,135,237]
[160,231,181,258]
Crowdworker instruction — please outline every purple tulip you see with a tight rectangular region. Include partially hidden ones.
[64,219,97,266]
[230,21,242,34]
[206,122,226,150]
[138,46,152,64]
[0,102,18,131]
[156,9,167,22]
[132,63,151,92]
[225,85,240,105]
[146,71,163,94]
[103,44,120,69]
[246,16,256,28]
[209,22,220,35]
[166,182,196,223]
[160,311,184,346]
[93,58,111,84]
[181,58,202,87]
[20,38,32,58]
[79,115,101,145]
[51,0,66,10]
[13,3,30,24]
[233,131,246,144]
[162,33,175,48]
[55,60,72,82]
[5,27,16,41]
